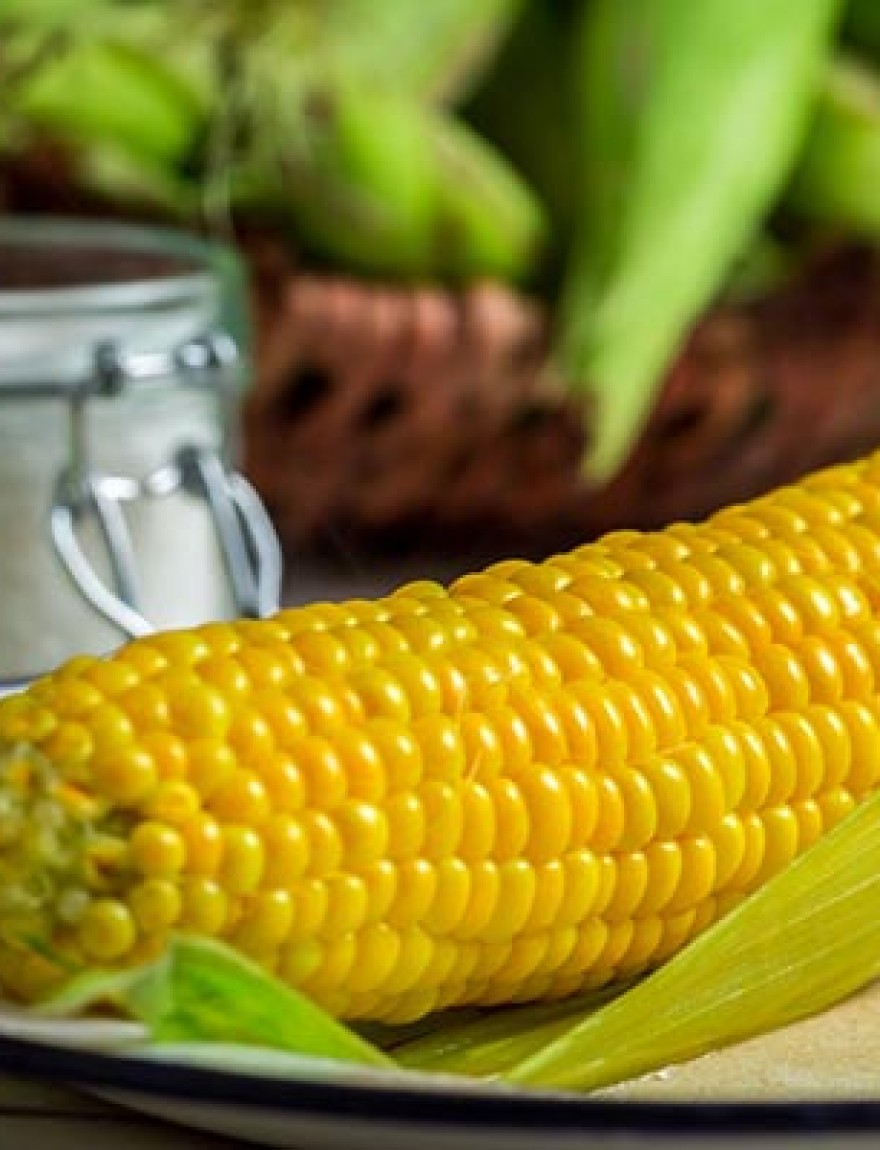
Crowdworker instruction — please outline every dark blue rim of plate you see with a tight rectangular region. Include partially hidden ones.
[1,1032,879,1137]
[0,677,32,698]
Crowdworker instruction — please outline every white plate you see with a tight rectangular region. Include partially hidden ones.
[2,1026,880,1150]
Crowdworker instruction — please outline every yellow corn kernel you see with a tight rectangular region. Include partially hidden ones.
[603,852,649,922]
[388,859,437,928]
[413,714,467,782]
[840,700,880,794]
[347,923,402,994]
[508,685,569,765]
[460,712,506,781]
[335,800,388,868]
[129,821,186,877]
[179,877,228,934]
[260,752,306,813]
[130,878,183,933]
[667,836,717,913]
[590,773,627,853]
[301,810,342,875]
[669,744,726,833]
[146,780,201,825]
[142,731,187,782]
[164,674,230,739]
[710,813,748,889]
[455,859,501,939]
[421,781,464,859]
[457,783,496,862]
[361,859,397,924]
[522,859,566,934]
[198,655,251,700]
[7,452,880,1021]
[91,747,157,807]
[180,811,223,876]
[185,738,236,798]
[209,770,271,825]
[753,806,801,884]
[228,707,275,768]
[119,681,172,729]
[321,874,369,939]
[77,898,137,961]
[422,858,471,934]
[217,826,264,894]
[639,841,684,915]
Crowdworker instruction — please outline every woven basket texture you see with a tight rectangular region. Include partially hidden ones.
[246,240,880,556]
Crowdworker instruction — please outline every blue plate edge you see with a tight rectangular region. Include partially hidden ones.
[0,1031,878,1137]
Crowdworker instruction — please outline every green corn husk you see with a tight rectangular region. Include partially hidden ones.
[785,53,880,236]
[559,0,842,485]
[234,77,546,281]
[389,984,629,1079]
[9,36,205,167]
[428,111,548,280]
[42,935,390,1069]
[234,81,438,277]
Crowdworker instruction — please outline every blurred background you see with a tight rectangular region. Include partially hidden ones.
[3,0,880,578]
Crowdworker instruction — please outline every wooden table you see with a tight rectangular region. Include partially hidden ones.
[0,1074,237,1148]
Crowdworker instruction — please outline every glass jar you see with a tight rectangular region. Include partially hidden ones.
[0,217,282,685]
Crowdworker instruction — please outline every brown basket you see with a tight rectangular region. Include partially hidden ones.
[245,240,880,557]
[6,152,880,559]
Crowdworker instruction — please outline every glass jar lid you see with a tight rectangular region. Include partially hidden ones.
[0,217,281,666]
[0,216,246,396]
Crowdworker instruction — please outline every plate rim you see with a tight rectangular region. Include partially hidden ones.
[2,1032,880,1136]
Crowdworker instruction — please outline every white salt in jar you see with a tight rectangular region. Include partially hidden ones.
[0,218,282,684]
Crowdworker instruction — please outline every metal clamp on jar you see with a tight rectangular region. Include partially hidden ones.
[0,218,283,685]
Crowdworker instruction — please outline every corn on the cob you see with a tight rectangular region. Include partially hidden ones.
[4,453,880,1023]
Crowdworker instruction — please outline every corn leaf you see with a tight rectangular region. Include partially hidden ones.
[234,77,546,281]
[10,38,204,165]
[391,984,629,1078]
[561,0,842,484]
[504,787,880,1092]
[40,935,390,1069]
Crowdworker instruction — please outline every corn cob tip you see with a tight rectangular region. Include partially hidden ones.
[0,737,119,997]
